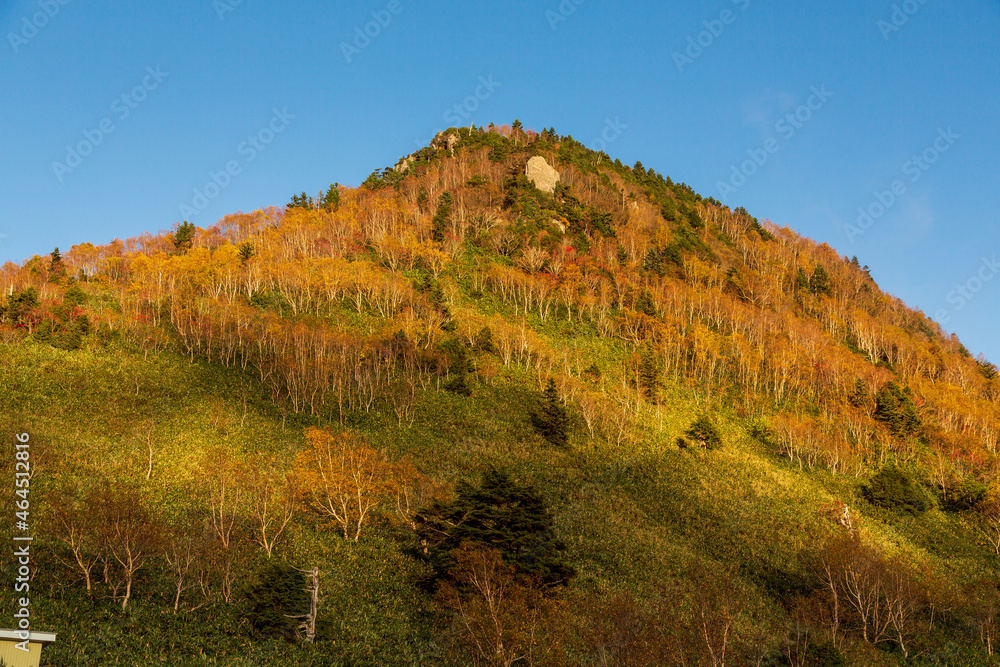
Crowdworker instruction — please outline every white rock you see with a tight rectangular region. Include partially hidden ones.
[526,156,559,194]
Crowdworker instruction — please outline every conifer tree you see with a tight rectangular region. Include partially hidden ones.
[238,242,255,264]
[246,562,310,640]
[684,415,722,449]
[173,221,196,252]
[431,191,453,243]
[532,379,568,448]
[635,290,657,317]
[809,265,832,296]
[874,382,921,438]
[412,467,574,588]
[321,183,340,211]
[639,345,660,403]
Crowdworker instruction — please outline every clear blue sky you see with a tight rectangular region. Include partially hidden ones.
[3,0,998,363]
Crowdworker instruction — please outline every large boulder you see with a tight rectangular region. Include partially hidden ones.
[526,156,559,194]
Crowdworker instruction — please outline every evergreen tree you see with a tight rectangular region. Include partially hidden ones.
[32,318,53,344]
[684,415,722,449]
[439,337,472,396]
[245,562,310,640]
[238,241,255,265]
[862,466,933,515]
[431,191,453,243]
[809,265,832,296]
[63,284,87,307]
[635,290,657,317]
[412,467,574,588]
[847,378,868,408]
[639,345,660,403]
[173,221,196,252]
[795,267,810,294]
[531,379,568,448]
[3,287,38,325]
[873,381,921,438]
[49,247,66,281]
[473,326,496,353]
[321,183,340,211]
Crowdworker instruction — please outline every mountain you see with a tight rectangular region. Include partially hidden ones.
[2,123,999,666]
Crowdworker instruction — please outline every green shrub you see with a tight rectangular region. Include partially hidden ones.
[940,478,987,512]
[862,466,933,515]
[412,467,574,588]
[245,562,310,641]
[684,415,722,449]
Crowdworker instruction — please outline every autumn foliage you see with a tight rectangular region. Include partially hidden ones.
[294,428,398,540]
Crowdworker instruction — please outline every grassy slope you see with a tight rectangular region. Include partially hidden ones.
[1,131,997,664]
[2,296,996,665]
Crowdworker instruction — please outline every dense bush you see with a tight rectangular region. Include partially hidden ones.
[862,466,934,515]
[684,415,723,449]
[412,467,574,588]
[245,562,311,641]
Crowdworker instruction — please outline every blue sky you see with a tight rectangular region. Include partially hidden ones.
[2,0,999,363]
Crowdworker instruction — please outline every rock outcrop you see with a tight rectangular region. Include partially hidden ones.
[431,132,460,154]
[526,156,559,194]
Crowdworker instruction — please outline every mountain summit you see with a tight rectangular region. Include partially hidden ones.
[2,123,999,665]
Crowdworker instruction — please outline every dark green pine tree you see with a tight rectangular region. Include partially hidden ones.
[49,247,66,281]
[431,191,453,243]
[684,415,722,449]
[532,379,568,448]
[439,337,472,396]
[245,562,310,640]
[63,284,87,307]
[173,221,196,252]
[809,264,832,296]
[639,346,660,403]
[847,378,868,408]
[412,467,575,588]
[635,290,657,317]
[288,192,314,210]
[2,287,38,325]
[238,241,255,265]
[321,183,340,211]
[795,267,810,294]
[873,381,921,438]
[862,465,932,515]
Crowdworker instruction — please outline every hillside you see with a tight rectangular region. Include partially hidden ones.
[2,123,1000,666]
